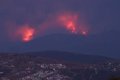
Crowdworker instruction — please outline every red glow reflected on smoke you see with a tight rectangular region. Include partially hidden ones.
[6,11,90,42]
[17,25,36,42]
[57,12,89,35]
[58,12,89,36]
[66,21,76,33]
[58,13,78,33]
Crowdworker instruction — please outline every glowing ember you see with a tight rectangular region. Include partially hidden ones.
[17,25,35,42]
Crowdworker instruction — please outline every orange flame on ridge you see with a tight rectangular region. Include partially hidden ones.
[57,12,89,35]
[58,13,79,34]
[17,25,36,42]
[6,12,89,42]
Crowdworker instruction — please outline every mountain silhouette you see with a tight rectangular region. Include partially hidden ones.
[0,30,120,59]
[24,51,116,64]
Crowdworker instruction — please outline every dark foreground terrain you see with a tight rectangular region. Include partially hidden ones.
[0,52,120,80]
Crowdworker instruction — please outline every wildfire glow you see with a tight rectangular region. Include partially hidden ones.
[58,13,79,34]
[66,21,76,33]
[7,12,89,42]
[17,25,36,42]
[57,12,89,35]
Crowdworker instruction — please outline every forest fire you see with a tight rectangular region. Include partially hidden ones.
[58,13,78,33]
[17,25,36,42]
[66,21,76,33]
[6,12,89,42]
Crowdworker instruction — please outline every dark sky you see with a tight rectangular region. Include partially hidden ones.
[0,0,120,57]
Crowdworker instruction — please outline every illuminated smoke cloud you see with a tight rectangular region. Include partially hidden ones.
[5,11,89,42]
[36,11,89,37]
[16,24,36,42]
[7,11,89,42]
[56,12,89,35]
[7,23,36,42]
[0,0,118,43]
[57,12,78,33]
[2,0,90,42]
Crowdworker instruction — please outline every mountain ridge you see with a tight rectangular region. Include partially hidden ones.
[0,30,120,59]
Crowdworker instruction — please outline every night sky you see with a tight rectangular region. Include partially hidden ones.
[0,0,120,58]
